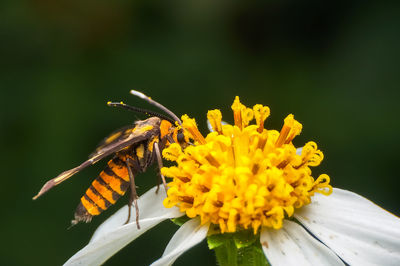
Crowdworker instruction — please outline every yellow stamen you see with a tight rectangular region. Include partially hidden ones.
[299,141,324,167]
[241,107,254,128]
[276,114,302,147]
[231,96,243,129]
[312,174,332,196]
[162,98,332,234]
[285,118,302,144]
[181,115,206,144]
[207,110,223,134]
[253,104,270,133]
[162,143,182,161]
[275,125,291,147]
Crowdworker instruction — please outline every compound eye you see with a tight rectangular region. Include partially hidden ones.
[177,131,185,143]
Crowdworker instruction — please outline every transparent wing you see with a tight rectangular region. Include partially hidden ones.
[33,122,159,200]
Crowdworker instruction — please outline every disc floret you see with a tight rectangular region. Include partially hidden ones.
[162,97,332,234]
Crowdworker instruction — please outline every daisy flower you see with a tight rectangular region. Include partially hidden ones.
[65,97,400,266]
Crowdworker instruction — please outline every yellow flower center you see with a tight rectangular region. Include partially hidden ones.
[162,97,332,234]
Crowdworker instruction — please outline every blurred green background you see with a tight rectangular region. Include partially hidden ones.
[1,1,399,265]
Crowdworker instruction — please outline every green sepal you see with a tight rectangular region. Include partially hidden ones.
[237,241,269,266]
[233,229,258,249]
[170,215,190,226]
[207,228,269,266]
[207,233,230,250]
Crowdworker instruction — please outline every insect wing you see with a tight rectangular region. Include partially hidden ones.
[33,123,159,200]
[89,125,136,158]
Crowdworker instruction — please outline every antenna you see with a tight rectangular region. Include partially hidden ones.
[130,90,182,125]
[107,101,176,125]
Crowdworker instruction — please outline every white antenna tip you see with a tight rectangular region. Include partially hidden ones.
[130,90,147,99]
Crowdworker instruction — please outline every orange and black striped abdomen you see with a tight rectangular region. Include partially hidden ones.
[73,156,130,224]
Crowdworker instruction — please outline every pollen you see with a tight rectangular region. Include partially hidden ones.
[162,97,332,234]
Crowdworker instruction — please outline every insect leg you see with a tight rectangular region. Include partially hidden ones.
[166,134,175,144]
[125,158,140,229]
[155,171,161,194]
[153,142,168,195]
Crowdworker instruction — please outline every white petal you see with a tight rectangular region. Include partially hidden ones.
[296,147,302,155]
[260,220,344,266]
[64,186,183,266]
[294,188,400,266]
[91,186,182,241]
[151,218,209,266]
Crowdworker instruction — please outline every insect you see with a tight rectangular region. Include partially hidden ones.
[33,90,188,228]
